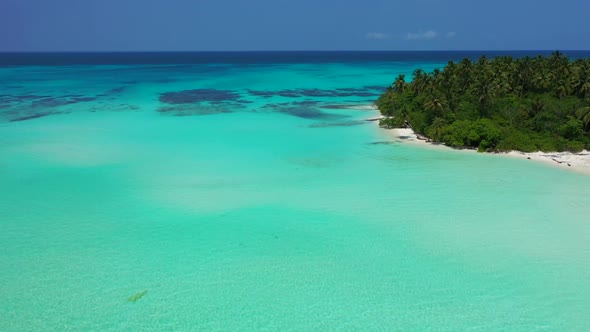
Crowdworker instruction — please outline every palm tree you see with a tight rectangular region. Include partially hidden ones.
[528,99,546,117]
[492,74,511,96]
[549,50,568,70]
[395,101,411,127]
[393,75,407,94]
[432,68,441,81]
[474,79,496,117]
[424,95,448,115]
[578,81,590,99]
[457,58,473,92]
[477,55,490,67]
[575,75,590,99]
[380,87,396,117]
[517,57,533,92]
[531,70,552,92]
[576,106,590,129]
[555,78,574,99]
[412,69,429,94]
[428,117,447,141]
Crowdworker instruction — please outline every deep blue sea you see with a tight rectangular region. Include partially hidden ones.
[2,51,590,331]
[3,50,590,66]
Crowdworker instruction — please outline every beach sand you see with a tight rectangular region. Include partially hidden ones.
[374,117,590,175]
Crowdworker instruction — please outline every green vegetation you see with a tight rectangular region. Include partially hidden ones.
[376,52,590,152]
[127,289,148,303]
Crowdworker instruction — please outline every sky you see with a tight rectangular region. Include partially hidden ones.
[1,0,589,52]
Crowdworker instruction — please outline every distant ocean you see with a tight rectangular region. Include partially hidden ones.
[3,50,590,66]
[2,51,590,331]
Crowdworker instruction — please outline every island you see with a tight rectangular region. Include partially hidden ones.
[376,51,590,153]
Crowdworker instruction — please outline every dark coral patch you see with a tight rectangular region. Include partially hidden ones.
[0,94,50,105]
[63,94,84,97]
[363,85,386,91]
[282,108,343,120]
[72,97,96,102]
[369,141,398,145]
[290,100,320,107]
[0,94,97,110]
[154,78,177,83]
[157,89,248,116]
[32,96,97,107]
[157,105,233,117]
[159,89,243,104]
[247,87,381,98]
[107,87,126,94]
[246,90,274,98]
[309,120,367,128]
[96,87,127,98]
[264,102,349,121]
[0,93,99,123]
[32,98,69,107]
[278,92,301,98]
[9,112,61,122]
[320,104,363,109]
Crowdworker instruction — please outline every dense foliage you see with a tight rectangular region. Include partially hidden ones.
[376,52,590,152]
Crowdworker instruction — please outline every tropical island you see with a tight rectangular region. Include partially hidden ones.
[376,51,590,153]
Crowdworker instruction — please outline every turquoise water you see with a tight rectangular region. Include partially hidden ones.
[2,54,590,331]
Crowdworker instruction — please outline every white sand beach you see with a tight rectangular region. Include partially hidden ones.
[375,119,590,175]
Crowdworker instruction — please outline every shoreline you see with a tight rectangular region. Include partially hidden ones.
[369,112,590,176]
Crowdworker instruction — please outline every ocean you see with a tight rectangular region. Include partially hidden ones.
[1,51,590,331]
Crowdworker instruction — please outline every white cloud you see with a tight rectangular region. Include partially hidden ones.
[365,32,389,40]
[446,32,457,39]
[406,30,438,40]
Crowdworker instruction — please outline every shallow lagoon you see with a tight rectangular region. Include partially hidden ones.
[1,53,590,331]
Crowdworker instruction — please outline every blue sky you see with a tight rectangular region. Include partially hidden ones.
[1,0,588,51]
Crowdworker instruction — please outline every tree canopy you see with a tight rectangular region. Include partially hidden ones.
[376,52,590,152]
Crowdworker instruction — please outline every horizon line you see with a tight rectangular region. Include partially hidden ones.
[1,49,590,54]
